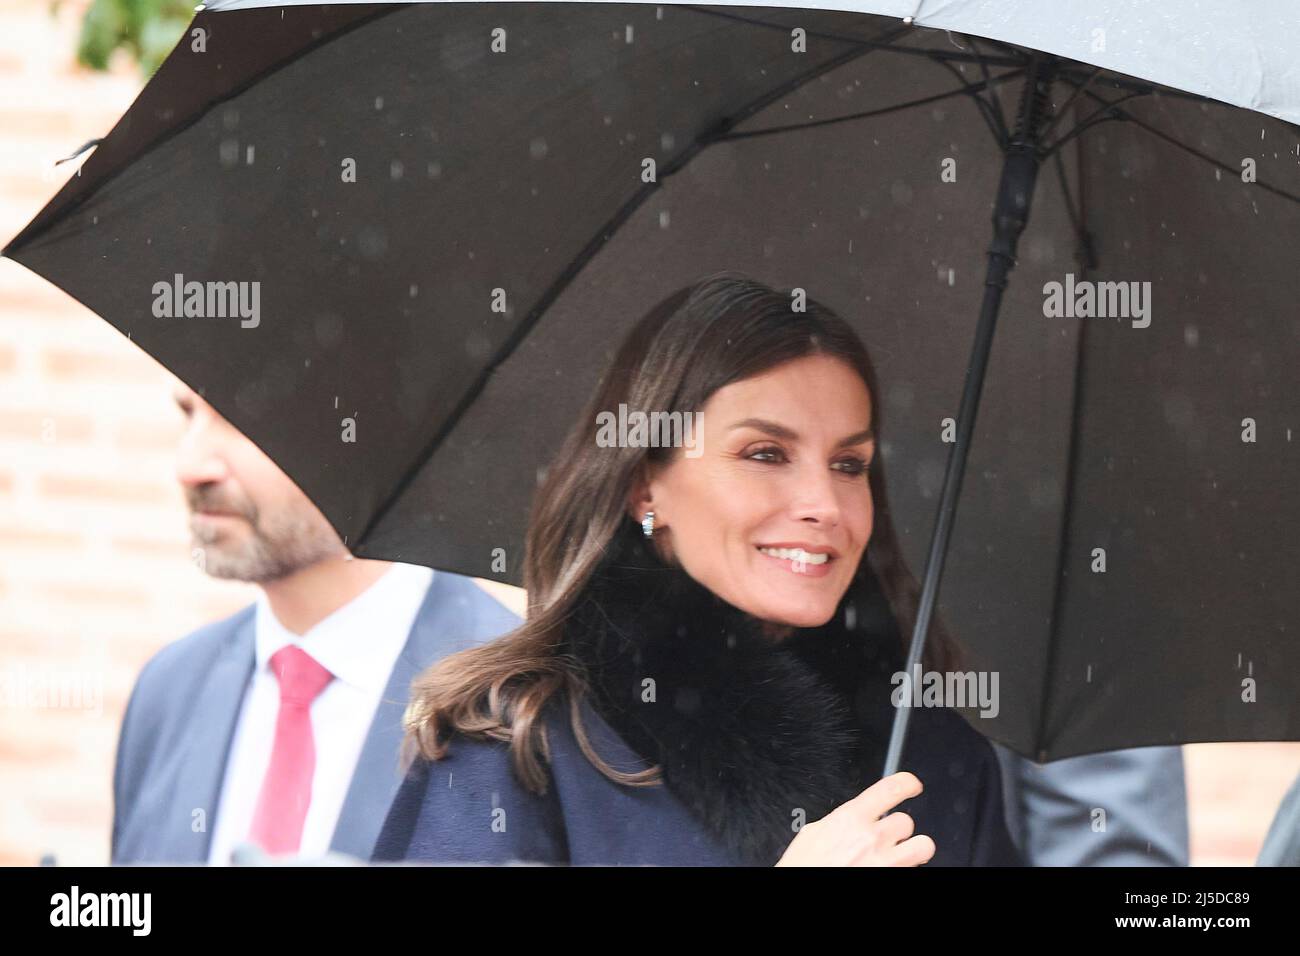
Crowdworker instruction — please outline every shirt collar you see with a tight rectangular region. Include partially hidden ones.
[254,563,434,696]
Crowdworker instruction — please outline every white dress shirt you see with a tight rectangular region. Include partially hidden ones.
[207,562,434,864]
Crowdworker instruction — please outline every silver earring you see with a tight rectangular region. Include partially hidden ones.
[641,511,655,538]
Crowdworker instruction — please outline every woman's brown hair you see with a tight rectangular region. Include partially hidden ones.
[401,271,962,793]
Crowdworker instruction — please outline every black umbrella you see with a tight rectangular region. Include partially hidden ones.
[5,2,1298,767]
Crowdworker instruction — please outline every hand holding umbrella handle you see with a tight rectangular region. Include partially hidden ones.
[774,772,934,867]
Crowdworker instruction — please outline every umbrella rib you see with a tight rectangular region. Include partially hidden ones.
[1071,87,1300,205]
[1056,67,1230,106]
[1052,146,1096,271]
[1041,90,1152,155]
[1034,133,1094,760]
[1038,66,1103,146]
[958,34,1012,142]
[927,55,1011,148]
[352,22,916,553]
[714,69,1023,141]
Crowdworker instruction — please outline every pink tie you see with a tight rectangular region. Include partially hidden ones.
[247,645,334,855]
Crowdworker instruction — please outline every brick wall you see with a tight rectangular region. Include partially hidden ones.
[0,0,1296,867]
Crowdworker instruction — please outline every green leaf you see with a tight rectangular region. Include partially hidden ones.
[73,0,193,76]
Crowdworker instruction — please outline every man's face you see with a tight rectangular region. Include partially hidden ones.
[173,382,344,582]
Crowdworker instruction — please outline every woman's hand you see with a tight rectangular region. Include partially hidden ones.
[775,771,936,866]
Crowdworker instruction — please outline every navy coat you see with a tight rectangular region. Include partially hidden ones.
[374,526,1022,867]
[375,694,1020,866]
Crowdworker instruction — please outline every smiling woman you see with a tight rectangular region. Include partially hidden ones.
[625,352,877,630]
[374,272,1020,867]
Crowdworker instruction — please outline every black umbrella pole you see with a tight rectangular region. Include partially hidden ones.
[882,59,1056,778]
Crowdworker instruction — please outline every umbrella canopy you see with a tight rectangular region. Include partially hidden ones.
[4,1,1298,762]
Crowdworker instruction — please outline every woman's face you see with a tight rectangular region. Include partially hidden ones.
[629,353,875,629]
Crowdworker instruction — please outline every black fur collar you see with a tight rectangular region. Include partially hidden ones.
[562,521,907,865]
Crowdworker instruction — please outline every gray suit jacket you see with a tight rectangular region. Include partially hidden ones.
[111,571,520,864]
[993,743,1189,865]
[1258,771,1300,866]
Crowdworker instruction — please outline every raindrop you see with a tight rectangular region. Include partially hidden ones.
[890,180,913,206]
[1028,480,1058,511]
[1025,235,1055,263]
[314,312,344,348]
[358,226,388,260]
[529,137,548,159]
[375,96,384,110]
[465,330,492,360]
[915,459,943,499]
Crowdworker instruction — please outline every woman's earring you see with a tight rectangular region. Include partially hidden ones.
[641,511,655,538]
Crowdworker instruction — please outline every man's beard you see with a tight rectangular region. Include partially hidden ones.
[188,488,342,583]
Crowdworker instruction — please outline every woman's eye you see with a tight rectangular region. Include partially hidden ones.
[746,445,787,463]
[747,447,870,477]
[833,457,870,476]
